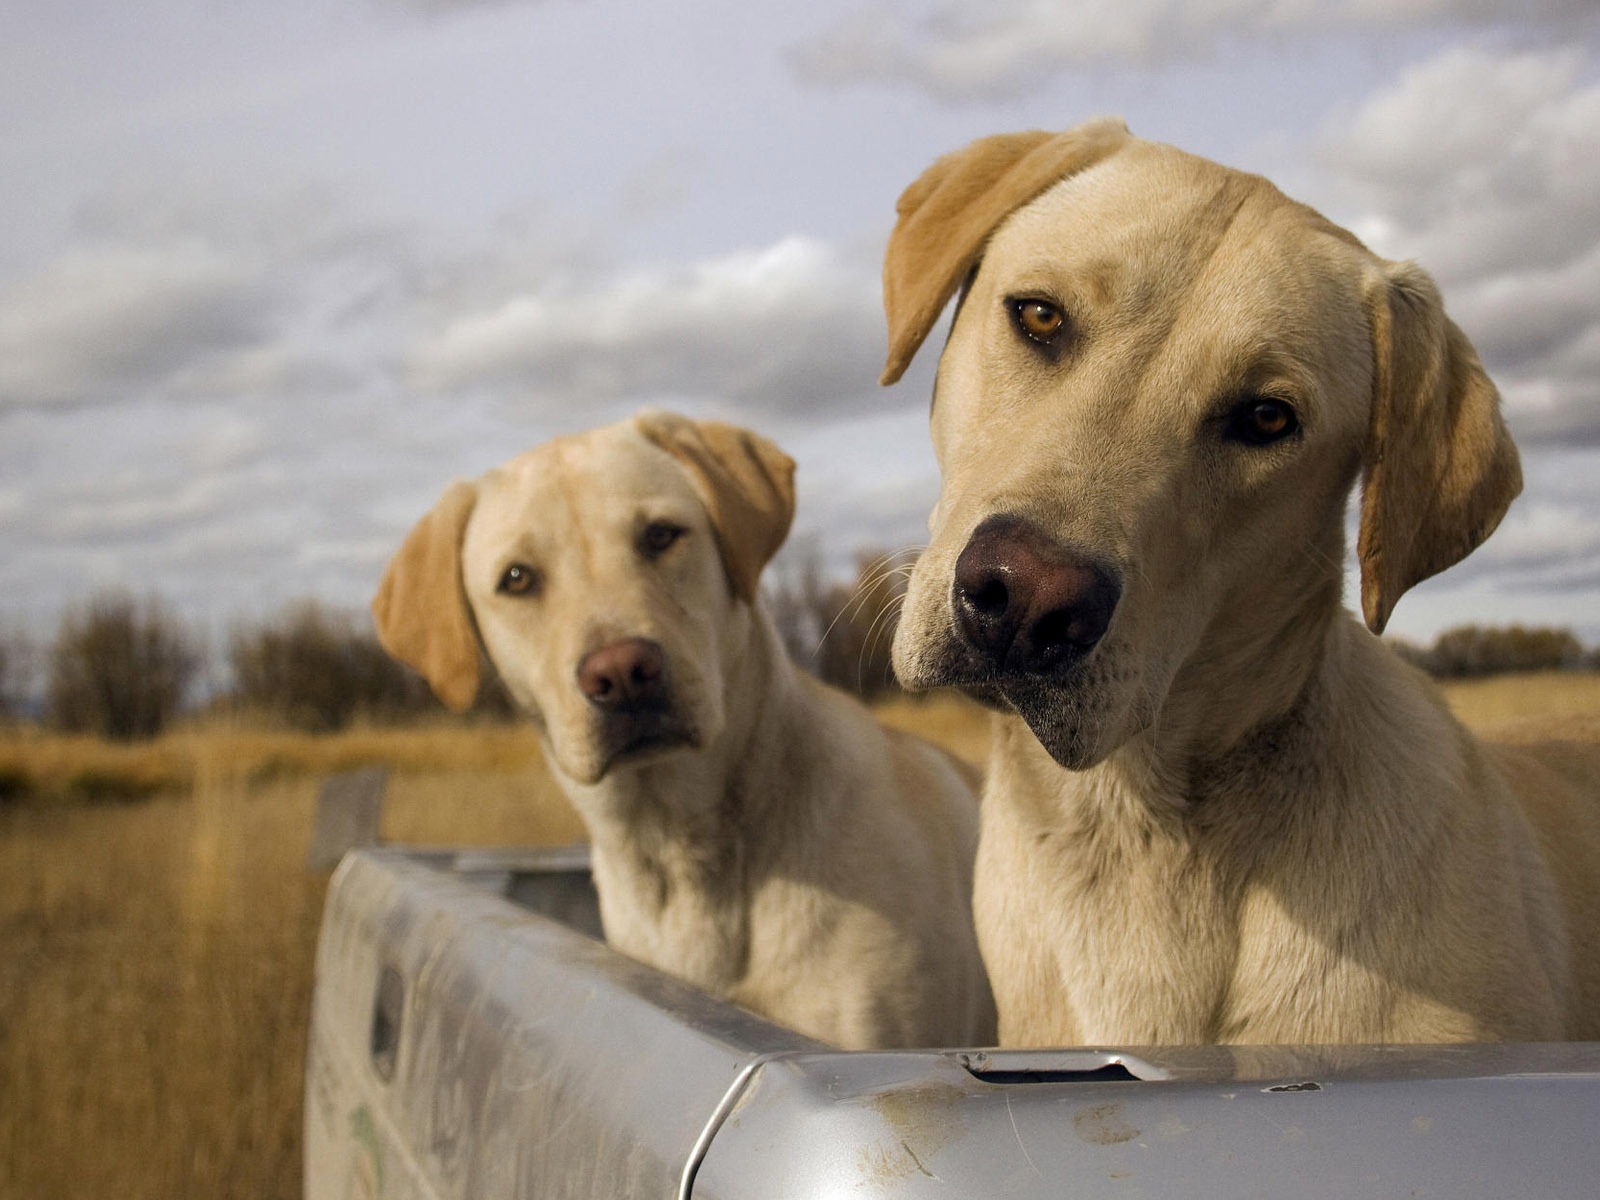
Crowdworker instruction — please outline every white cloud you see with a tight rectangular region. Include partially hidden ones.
[404,234,885,414]
[791,0,1595,100]
[0,171,413,410]
[1324,46,1600,275]
[1318,43,1600,446]
[0,243,273,407]
[1476,498,1600,581]
[4,0,1598,652]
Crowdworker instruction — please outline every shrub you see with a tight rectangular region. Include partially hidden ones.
[1427,624,1585,678]
[0,764,28,803]
[63,767,168,805]
[227,600,439,732]
[47,592,201,740]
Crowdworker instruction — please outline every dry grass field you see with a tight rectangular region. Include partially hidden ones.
[2,676,1597,1198]
[0,719,583,1200]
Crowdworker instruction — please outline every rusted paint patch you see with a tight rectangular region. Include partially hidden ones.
[1072,1102,1140,1146]
[859,1139,938,1184]
[872,1084,967,1150]
[859,1082,967,1184]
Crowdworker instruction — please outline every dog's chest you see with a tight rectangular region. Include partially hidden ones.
[589,836,751,994]
[979,777,1250,1045]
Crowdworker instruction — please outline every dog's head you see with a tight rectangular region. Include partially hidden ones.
[884,119,1521,769]
[372,412,795,785]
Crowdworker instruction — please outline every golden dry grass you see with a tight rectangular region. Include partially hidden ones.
[1438,670,1600,730]
[2,673,1597,1198]
[0,716,580,1200]
[874,689,994,768]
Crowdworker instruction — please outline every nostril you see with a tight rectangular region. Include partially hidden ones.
[966,576,1010,617]
[1031,606,1109,653]
[1022,566,1120,669]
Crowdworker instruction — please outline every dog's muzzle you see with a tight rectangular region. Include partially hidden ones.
[575,637,697,771]
[951,515,1121,678]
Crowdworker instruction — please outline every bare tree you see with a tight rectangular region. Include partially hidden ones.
[767,546,913,700]
[0,625,33,722]
[48,592,202,740]
[766,540,831,670]
[816,551,914,700]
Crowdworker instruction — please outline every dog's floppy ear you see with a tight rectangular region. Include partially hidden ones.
[880,117,1131,386]
[1357,261,1521,634]
[634,411,796,602]
[372,480,482,712]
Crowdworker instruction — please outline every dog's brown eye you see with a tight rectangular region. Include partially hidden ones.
[1224,397,1300,446]
[1011,298,1065,345]
[498,563,541,596]
[639,521,685,559]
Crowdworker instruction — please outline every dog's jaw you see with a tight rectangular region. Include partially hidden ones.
[995,660,1147,770]
[539,681,713,786]
[590,710,703,782]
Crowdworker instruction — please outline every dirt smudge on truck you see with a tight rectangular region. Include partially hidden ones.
[1072,1101,1140,1145]
[860,1082,969,1184]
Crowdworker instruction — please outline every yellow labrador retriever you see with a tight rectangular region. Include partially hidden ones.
[882,118,1600,1045]
[372,411,996,1050]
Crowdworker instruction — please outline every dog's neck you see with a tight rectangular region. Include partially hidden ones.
[1165,566,1344,755]
[553,603,813,992]
[1097,544,1352,814]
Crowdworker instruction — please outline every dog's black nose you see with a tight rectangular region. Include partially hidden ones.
[953,515,1120,675]
[576,638,668,710]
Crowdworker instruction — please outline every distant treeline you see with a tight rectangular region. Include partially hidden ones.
[0,552,907,740]
[1386,624,1599,678]
[0,571,1594,741]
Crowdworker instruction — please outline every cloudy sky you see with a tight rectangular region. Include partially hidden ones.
[4,0,1598,662]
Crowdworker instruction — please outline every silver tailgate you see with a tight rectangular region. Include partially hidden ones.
[305,847,1600,1199]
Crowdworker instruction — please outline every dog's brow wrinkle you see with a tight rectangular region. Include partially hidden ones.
[1106,176,1263,404]
[552,454,600,572]
[1180,177,1259,301]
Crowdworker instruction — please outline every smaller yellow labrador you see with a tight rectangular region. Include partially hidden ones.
[883,119,1600,1045]
[373,411,996,1050]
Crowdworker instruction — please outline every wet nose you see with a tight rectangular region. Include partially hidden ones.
[576,638,668,710]
[952,515,1121,675]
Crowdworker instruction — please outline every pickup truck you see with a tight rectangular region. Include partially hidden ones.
[305,845,1600,1199]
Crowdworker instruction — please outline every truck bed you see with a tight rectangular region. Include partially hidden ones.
[305,846,1600,1198]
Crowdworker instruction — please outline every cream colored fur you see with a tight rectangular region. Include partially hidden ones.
[373,412,996,1050]
[884,119,1600,1045]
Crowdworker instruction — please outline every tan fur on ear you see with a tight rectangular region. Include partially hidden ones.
[371,480,482,712]
[880,117,1131,386]
[633,411,796,602]
[1358,261,1522,634]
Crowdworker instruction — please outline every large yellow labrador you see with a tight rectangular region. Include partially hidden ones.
[883,118,1600,1045]
[373,411,995,1049]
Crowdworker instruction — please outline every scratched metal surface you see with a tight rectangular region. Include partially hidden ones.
[303,846,823,1200]
[694,1043,1600,1198]
[305,848,1600,1199]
